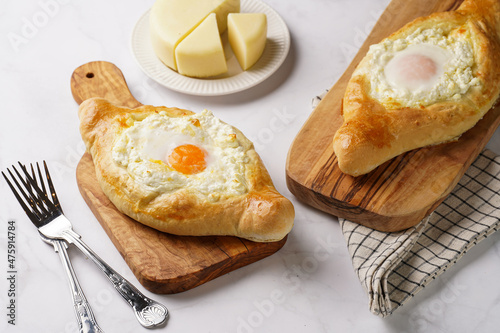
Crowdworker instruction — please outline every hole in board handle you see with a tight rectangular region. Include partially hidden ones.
[86,72,94,79]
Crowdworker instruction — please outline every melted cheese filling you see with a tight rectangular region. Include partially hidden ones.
[112,110,249,201]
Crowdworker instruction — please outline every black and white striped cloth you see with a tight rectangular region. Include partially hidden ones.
[312,93,500,317]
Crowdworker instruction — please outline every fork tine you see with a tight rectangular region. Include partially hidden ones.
[14,164,52,217]
[3,162,63,227]
[30,163,52,214]
[30,163,48,210]
[9,167,35,207]
[34,163,46,195]
[32,163,48,199]
[26,164,44,213]
[19,162,59,213]
[42,161,63,213]
[8,167,45,219]
[15,164,53,223]
[30,163,41,191]
[12,164,36,202]
[2,170,40,224]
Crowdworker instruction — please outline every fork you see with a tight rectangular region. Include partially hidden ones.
[40,233,105,333]
[3,164,104,332]
[2,162,168,329]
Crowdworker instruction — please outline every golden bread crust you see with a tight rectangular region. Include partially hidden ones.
[79,98,294,242]
[334,0,500,176]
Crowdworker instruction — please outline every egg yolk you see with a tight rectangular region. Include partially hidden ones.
[395,54,437,82]
[167,144,207,174]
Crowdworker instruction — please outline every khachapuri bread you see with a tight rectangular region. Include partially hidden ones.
[334,0,500,176]
[79,98,294,242]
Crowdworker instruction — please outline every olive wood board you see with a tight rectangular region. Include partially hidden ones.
[71,61,287,294]
[286,0,500,232]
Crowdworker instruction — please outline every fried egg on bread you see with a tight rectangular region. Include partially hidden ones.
[333,0,500,176]
[79,98,294,242]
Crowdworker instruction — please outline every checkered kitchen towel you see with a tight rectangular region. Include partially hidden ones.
[313,93,500,317]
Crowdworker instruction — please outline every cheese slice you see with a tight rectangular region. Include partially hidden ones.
[228,13,267,70]
[150,0,240,71]
[175,13,228,78]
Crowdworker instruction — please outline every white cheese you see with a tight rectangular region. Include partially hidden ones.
[150,0,239,71]
[228,13,267,70]
[175,13,228,78]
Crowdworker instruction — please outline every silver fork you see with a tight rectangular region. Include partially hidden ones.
[3,164,104,333]
[40,233,105,333]
[2,162,168,329]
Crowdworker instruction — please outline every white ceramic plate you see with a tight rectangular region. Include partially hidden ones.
[130,0,290,96]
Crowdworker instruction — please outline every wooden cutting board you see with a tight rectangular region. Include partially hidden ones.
[71,61,286,294]
[286,0,500,232]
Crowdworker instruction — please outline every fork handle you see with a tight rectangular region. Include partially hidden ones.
[53,240,105,333]
[62,230,168,328]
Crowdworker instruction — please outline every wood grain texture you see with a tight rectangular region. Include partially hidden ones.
[71,61,142,108]
[286,0,500,232]
[72,61,286,294]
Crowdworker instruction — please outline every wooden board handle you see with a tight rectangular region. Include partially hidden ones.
[70,61,142,108]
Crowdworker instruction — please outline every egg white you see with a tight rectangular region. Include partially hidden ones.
[383,44,450,92]
[141,131,215,170]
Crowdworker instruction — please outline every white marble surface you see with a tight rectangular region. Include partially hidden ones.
[1,0,500,332]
